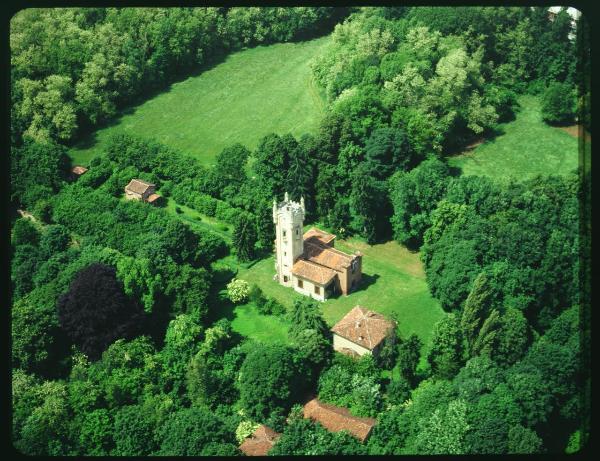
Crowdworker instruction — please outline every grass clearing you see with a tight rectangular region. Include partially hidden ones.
[69,37,329,167]
[448,95,579,180]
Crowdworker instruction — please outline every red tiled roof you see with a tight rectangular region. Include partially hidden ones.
[292,259,336,286]
[146,193,161,203]
[125,179,154,195]
[71,166,88,175]
[331,306,395,351]
[238,425,280,456]
[304,227,336,246]
[303,398,376,442]
[304,241,354,272]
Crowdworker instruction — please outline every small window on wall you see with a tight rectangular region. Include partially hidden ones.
[283,230,287,237]
[296,227,299,236]
[314,286,320,295]
[284,276,288,282]
[298,279,303,288]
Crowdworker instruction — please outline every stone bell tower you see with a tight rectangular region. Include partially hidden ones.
[273,192,305,287]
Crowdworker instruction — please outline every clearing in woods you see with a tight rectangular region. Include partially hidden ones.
[69,37,329,167]
[448,95,579,180]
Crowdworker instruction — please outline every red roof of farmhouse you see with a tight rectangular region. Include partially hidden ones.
[238,425,281,456]
[303,227,336,246]
[71,166,88,175]
[303,398,376,442]
[304,241,354,272]
[146,193,161,203]
[125,179,154,195]
[292,259,337,286]
[331,306,395,351]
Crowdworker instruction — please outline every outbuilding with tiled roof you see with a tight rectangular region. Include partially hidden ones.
[303,398,376,443]
[124,179,159,203]
[331,306,395,357]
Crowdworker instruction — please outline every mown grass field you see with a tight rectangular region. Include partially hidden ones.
[448,95,579,180]
[69,37,328,167]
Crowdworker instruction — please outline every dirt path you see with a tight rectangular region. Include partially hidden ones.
[17,209,37,223]
[557,124,581,138]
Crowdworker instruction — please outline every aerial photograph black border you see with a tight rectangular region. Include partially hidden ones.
[2,0,594,459]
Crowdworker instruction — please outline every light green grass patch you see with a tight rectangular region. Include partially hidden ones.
[230,302,291,345]
[163,197,232,241]
[69,37,329,167]
[448,95,579,180]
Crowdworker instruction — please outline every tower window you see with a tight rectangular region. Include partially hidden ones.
[314,286,320,295]
[298,279,303,288]
[284,276,288,282]
[284,251,287,256]
[296,227,299,236]
[283,230,286,237]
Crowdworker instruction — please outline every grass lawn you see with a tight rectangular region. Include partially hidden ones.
[69,37,328,167]
[448,95,579,180]
[163,197,233,242]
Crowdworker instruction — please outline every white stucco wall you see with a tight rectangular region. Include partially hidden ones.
[333,333,371,356]
[292,275,325,301]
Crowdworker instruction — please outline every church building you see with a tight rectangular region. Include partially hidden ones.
[273,193,362,301]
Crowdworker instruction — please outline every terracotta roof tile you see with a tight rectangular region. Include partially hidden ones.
[303,398,376,442]
[304,241,355,272]
[125,179,154,195]
[331,306,395,351]
[71,166,88,175]
[292,259,336,286]
[303,227,336,246]
[238,425,280,456]
[146,193,161,203]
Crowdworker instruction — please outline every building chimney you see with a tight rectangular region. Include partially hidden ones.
[284,191,289,202]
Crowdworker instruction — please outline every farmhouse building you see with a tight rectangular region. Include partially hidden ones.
[273,193,362,301]
[124,179,161,204]
[303,398,376,443]
[331,306,395,357]
[70,165,88,180]
[238,425,281,456]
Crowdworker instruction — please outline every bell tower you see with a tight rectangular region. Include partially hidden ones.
[273,192,305,287]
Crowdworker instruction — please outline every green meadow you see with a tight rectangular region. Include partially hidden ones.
[69,37,328,167]
[448,95,579,180]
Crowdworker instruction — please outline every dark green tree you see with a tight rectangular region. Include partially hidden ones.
[427,314,464,380]
[238,344,308,423]
[232,212,257,262]
[397,334,422,386]
[541,81,576,124]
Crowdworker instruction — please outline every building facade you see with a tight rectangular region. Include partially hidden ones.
[273,193,362,301]
[331,306,395,357]
[124,179,161,204]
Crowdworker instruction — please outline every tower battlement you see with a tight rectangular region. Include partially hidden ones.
[273,192,305,224]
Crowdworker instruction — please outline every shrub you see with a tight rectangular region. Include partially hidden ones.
[226,278,250,304]
[541,81,576,125]
[175,206,183,214]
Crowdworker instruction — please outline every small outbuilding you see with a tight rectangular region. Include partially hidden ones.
[238,425,281,456]
[70,165,88,180]
[331,306,395,358]
[303,398,376,443]
[124,179,160,203]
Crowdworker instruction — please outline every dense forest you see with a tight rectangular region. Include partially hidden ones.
[10,6,589,456]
